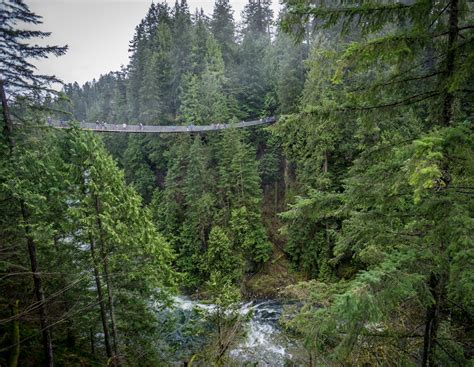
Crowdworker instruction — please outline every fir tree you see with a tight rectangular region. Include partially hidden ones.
[170,0,193,116]
[178,73,203,125]
[1,2,66,365]
[280,0,474,363]
[210,0,236,66]
[66,128,176,364]
[200,35,230,123]
[242,0,274,35]
[218,128,272,265]
[179,135,217,287]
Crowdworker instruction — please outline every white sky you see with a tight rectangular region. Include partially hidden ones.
[26,0,281,86]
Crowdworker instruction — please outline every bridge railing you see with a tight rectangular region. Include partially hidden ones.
[47,117,276,133]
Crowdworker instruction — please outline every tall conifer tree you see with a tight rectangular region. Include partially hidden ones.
[280,0,474,364]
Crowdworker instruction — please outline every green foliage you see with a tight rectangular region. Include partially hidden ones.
[55,0,285,298]
[230,206,272,264]
[65,128,177,363]
[278,0,474,364]
[210,0,236,66]
[3,0,474,365]
[205,226,243,283]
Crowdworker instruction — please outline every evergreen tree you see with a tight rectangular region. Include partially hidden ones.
[127,20,147,121]
[202,227,243,366]
[179,135,217,287]
[205,226,243,283]
[242,0,274,35]
[0,126,68,367]
[138,5,173,124]
[1,2,66,365]
[200,35,230,123]
[111,69,128,123]
[0,0,67,101]
[235,32,274,118]
[122,135,156,203]
[218,128,272,265]
[274,31,306,114]
[155,135,191,261]
[210,0,236,66]
[275,35,352,279]
[66,128,176,365]
[170,0,193,116]
[178,73,203,125]
[190,9,211,76]
[280,0,474,363]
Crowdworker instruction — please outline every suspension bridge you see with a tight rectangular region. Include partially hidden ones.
[48,116,277,133]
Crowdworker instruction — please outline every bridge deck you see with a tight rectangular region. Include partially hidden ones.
[49,117,276,133]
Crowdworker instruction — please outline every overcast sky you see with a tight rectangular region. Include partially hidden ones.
[26,0,280,87]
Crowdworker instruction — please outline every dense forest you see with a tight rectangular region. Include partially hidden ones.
[1,0,473,366]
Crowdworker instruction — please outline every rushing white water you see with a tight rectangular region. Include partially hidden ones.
[171,296,299,366]
[229,300,296,366]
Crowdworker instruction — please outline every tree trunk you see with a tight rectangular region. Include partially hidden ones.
[89,235,113,360]
[100,247,120,365]
[323,151,328,175]
[94,195,120,366]
[90,327,95,356]
[421,273,443,366]
[442,0,459,126]
[21,202,54,367]
[323,151,332,278]
[0,79,15,150]
[53,237,75,348]
[284,158,290,194]
[422,0,458,360]
[422,0,458,358]
[216,309,224,366]
[274,181,278,213]
[8,300,20,367]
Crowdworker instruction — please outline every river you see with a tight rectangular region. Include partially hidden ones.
[162,296,304,366]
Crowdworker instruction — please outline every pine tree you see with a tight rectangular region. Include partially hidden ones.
[218,128,272,265]
[1,2,66,365]
[210,0,236,66]
[112,69,128,123]
[190,9,211,76]
[235,31,274,118]
[202,226,243,365]
[1,0,66,148]
[280,0,474,363]
[127,20,147,121]
[274,35,352,279]
[200,35,230,123]
[242,0,273,35]
[66,128,176,364]
[122,135,156,203]
[178,73,204,125]
[205,226,243,283]
[179,135,217,287]
[170,0,193,116]
[274,31,306,114]
[139,8,173,124]
[0,117,72,366]
[155,135,191,261]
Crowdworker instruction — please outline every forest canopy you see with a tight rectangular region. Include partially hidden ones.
[0,0,473,366]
